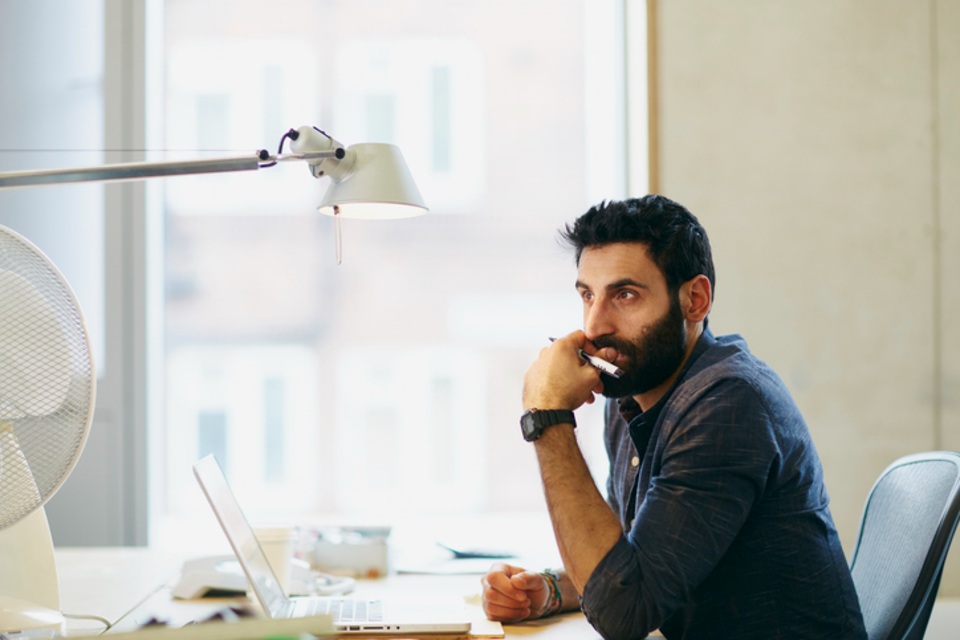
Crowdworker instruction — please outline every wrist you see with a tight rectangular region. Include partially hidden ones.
[538,569,563,617]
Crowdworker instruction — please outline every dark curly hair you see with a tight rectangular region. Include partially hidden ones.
[560,195,716,298]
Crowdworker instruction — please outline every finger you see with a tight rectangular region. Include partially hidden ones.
[483,599,532,623]
[482,575,533,622]
[510,571,545,591]
[486,569,530,601]
[489,562,523,576]
[483,582,529,608]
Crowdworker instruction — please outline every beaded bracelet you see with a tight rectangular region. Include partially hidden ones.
[539,569,563,617]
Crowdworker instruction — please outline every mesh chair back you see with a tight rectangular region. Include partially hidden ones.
[850,451,960,640]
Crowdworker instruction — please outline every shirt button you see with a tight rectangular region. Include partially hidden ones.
[631,455,640,468]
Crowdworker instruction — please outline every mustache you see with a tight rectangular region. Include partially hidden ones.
[590,335,636,354]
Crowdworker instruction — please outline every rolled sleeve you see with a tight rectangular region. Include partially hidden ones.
[582,534,662,639]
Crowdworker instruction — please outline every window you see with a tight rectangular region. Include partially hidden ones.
[335,346,487,514]
[155,0,641,547]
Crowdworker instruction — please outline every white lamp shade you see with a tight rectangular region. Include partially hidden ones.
[318,143,427,219]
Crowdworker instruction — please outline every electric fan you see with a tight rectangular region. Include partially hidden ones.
[0,224,96,632]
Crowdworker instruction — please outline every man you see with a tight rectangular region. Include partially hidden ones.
[481,196,866,639]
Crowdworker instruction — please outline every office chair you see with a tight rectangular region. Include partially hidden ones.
[849,451,960,640]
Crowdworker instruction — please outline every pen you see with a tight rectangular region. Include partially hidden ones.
[548,337,624,379]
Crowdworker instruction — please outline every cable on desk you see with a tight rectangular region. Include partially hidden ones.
[62,612,112,634]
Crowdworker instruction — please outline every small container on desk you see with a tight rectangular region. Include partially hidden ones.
[313,526,391,578]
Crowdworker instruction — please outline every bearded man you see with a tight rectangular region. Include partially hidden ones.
[480,196,866,640]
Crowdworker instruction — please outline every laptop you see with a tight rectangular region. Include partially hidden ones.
[192,454,472,635]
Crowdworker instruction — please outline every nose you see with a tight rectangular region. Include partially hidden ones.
[584,297,616,340]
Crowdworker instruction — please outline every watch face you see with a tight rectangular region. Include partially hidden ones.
[520,411,541,441]
[520,409,575,442]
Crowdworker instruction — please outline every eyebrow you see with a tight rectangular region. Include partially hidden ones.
[575,278,650,292]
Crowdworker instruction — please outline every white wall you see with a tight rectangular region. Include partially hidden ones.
[653,0,960,593]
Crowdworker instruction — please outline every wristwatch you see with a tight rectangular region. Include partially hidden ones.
[520,409,576,442]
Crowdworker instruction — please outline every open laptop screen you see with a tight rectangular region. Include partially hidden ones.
[193,454,288,616]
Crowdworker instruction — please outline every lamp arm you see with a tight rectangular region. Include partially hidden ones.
[0,150,339,189]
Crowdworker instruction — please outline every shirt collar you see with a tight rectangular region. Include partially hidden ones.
[617,327,716,422]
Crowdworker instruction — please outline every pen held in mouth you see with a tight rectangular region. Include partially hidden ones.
[577,350,625,378]
[548,337,624,379]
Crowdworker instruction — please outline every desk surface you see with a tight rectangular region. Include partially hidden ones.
[55,547,600,639]
[57,547,960,640]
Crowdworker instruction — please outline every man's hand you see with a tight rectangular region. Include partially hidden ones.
[481,563,550,623]
[522,331,603,411]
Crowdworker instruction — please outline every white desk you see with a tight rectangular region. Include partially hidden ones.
[55,547,599,639]
[57,547,960,639]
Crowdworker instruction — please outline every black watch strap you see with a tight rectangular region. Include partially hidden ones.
[520,409,576,442]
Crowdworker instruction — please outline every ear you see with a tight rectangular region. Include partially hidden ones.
[679,275,712,323]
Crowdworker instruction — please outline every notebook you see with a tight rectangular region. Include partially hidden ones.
[192,454,472,635]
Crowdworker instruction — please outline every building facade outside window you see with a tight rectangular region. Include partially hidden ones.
[157,0,642,548]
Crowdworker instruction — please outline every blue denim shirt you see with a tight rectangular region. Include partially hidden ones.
[580,330,866,640]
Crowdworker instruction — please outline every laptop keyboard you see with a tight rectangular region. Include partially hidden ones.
[297,598,384,622]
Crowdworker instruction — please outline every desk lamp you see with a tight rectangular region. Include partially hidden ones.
[0,125,425,632]
[0,125,426,215]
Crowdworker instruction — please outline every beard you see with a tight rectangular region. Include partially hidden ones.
[593,295,687,399]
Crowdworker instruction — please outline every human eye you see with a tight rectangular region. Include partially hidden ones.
[579,289,594,303]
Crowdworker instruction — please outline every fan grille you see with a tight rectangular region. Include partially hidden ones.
[0,226,94,530]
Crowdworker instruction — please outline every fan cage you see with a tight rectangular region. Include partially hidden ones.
[0,226,95,530]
